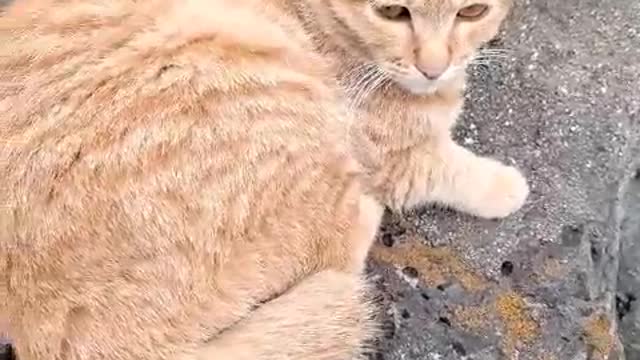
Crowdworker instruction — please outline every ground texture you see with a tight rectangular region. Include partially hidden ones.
[367,0,640,359]
[1,0,639,359]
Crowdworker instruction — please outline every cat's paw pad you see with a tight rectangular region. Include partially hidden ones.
[475,164,529,219]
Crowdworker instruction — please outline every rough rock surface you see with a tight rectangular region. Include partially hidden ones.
[367,0,640,359]
[1,0,638,360]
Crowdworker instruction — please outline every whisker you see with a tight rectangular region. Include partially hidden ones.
[345,68,377,96]
[342,63,377,83]
[346,65,390,110]
[350,71,383,109]
[353,71,389,109]
[468,47,512,70]
[476,48,511,60]
[478,47,511,53]
[474,54,509,61]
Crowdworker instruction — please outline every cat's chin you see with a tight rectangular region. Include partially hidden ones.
[391,67,465,96]
[393,77,454,96]
[395,79,439,96]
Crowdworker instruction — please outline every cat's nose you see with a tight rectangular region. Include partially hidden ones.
[414,41,450,80]
[415,63,448,80]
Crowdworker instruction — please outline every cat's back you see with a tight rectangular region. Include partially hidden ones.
[0,0,348,244]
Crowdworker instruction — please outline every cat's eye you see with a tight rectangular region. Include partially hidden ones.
[376,5,411,21]
[457,4,489,20]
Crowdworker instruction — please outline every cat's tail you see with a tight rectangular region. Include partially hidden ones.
[182,270,379,360]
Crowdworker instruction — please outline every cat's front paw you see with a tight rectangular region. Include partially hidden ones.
[472,163,529,219]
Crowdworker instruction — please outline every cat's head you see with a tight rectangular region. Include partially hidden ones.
[311,0,512,95]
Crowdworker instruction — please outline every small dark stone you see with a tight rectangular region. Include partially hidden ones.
[421,292,431,301]
[370,353,385,360]
[436,284,447,291]
[438,316,452,327]
[590,243,601,264]
[560,224,584,247]
[381,233,394,247]
[401,309,411,319]
[402,266,419,278]
[452,341,467,356]
[634,168,640,180]
[616,293,637,320]
[501,261,515,276]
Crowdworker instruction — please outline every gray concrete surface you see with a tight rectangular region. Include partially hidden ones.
[368,0,640,359]
[1,0,638,360]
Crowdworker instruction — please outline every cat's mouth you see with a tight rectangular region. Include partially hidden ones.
[385,64,464,96]
[341,60,466,100]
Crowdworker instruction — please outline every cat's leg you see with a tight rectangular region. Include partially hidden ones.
[179,270,377,360]
[377,137,529,219]
[424,138,529,218]
[177,194,382,360]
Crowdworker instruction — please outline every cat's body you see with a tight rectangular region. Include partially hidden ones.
[0,0,526,359]
[0,0,381,358]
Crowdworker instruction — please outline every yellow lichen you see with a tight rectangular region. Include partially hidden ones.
[495,292,539,355]
[370,238,488,291]
[584,314,613,359]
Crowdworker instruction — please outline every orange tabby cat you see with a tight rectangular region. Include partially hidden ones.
[0,0,382,359]
[1,0,524,358]
[292,0,528,218]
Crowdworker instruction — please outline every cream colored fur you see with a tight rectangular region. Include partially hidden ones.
[1,0,524,359]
